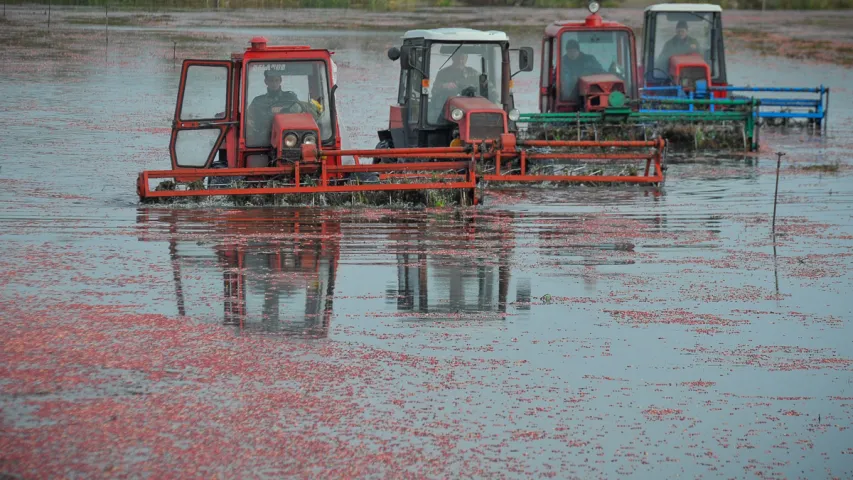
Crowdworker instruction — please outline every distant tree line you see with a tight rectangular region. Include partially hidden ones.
[7,0,850,9]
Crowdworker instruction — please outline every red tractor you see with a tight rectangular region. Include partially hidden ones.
[537,4,639,113]
[137,37,478,202]
[137,208,340,337]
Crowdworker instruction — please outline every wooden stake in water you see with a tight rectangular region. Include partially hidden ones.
[772,151,785,235]
[105,4,109,45]
[47,0,51,29]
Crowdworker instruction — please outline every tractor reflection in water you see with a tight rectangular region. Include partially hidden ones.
[136,209,338,338]
[386,211,531,318]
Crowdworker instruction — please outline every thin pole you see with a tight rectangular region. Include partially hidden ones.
[773,240,779,295]
[771,151,785,235]
[105,4,109,44]
[47,0,50,29]
[173,41,177,68]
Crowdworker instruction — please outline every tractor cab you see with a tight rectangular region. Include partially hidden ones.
[538,2,638,113]
[381,28,533,150]
[169,36,340,172]
[641,4,727,97]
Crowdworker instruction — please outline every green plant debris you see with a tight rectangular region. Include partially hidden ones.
[801,163,840,173]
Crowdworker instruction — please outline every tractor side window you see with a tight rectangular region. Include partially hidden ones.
[540,38,552,112]
[653,13,715,75]
[540,39,551,88]
[398,69,409,105]
[180,65,228,121]
[244,61,333,148]
[558,31,632,101]
[408,48,424,123]
[174,129,222,167]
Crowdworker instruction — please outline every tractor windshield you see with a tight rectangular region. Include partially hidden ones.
[651,12,718,77]
[427,42,503,124]
[244,60,333,148]
[558,30,633,102]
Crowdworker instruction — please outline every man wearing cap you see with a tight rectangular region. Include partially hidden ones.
[246,67,321,147]
[559,39,605,101]
[434,52,479,93]
[660,20,700,62]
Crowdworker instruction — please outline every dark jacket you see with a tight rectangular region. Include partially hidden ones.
[660,35,701,63]
[246,90,319,147]
[559,53,605,101]
[434,64,479,91]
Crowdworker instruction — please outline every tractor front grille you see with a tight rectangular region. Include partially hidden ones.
[468,113,505,141]
[282,148,302,162]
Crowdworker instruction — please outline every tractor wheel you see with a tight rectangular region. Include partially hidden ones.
[374,139,396,164]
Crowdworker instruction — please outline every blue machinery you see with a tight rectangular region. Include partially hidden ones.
[641,84,829,131]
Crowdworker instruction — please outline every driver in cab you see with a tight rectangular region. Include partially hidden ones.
[434,52,479,93]
[660,20,700,61]
[559,39,605,100]
[246,67,322,146]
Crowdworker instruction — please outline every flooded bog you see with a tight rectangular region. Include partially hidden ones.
[1,8,852,478]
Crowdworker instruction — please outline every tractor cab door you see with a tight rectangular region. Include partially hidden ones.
[641,9,658,87]
[709,12,727,87]
[169,60,234,170]
[403,39,426,147]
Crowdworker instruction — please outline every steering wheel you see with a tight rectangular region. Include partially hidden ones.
[460,86,477,97]
[609,62,625,80]
[649,67,674,85]
[271,100,303,113]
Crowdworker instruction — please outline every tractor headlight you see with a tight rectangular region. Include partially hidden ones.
[588,0,600,13]
[302,133,317,145]
[508,109,520,122]
[284,132,299,148]
[450,108,464,121]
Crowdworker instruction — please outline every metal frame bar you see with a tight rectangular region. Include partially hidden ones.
[138,139,668,202]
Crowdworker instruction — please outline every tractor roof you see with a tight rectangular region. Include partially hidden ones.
[544,16,632,38]
[644,3,722,12]
[402,28,509,43]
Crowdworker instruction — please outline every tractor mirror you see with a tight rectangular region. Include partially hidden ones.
[518,47,534,72]
[387,47,401,62]
[399,45,412,69]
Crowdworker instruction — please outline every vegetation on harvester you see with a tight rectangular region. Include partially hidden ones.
[524,121,748,151]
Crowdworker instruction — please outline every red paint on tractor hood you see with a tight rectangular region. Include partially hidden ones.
[445,96,502,114]
[270,113,320,150]
[577,73,625,95]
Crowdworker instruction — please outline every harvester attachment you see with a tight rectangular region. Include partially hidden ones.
[521,96,760,152]
[482,138,666,186]
[721,85,828,131]
[137,147,478,206]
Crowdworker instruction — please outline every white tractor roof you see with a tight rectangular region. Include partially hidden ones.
[644,3,723,12]
[402,28,509,43]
